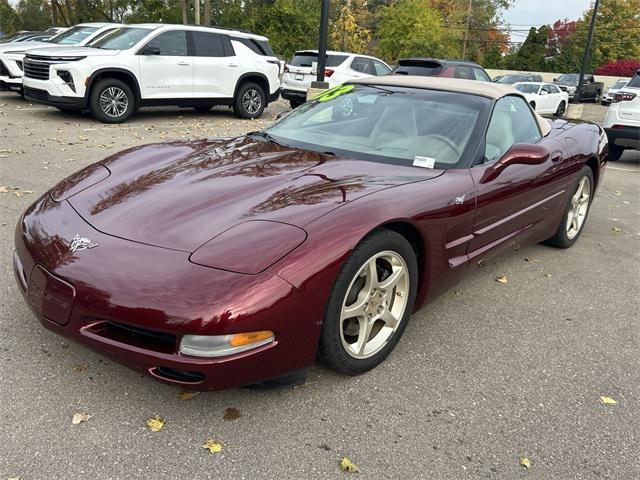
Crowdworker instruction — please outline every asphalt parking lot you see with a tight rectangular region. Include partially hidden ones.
[1,94,639,480]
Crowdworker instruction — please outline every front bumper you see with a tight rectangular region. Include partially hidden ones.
[280,88,307,103]
[23,86,86,110]
[14,194,320,390]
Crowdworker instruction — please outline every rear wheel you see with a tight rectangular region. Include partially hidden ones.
[89,78,135,124]
[555,100,566,117]
[607,144,624,161]
[318,230,418,375]
[233,82,265,119]
[544,166,593,249]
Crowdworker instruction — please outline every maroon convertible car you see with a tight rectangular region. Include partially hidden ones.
[14,76,606,390]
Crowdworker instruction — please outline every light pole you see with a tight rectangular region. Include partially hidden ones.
[315,0,330,85]
[576,0,600,103]
[462,0,473,60]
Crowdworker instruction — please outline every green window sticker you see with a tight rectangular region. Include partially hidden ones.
[315,84,355,102]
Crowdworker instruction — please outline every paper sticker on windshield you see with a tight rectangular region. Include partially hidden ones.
[413,156,435,169]
[315,84,354,102]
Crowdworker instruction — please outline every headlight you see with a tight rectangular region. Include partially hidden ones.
[180,331,275,357]
[567,86,576,92]
[189,220,306,274]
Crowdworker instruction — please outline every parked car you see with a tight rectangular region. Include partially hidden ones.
[603,70,640,160]
[392,58,491,81]
[0,23,119,94]
[494,73,543,84]
[601,78,629,105]
[22,24,281,122]
[13,76,606,391]
[553,73,603,102]
[0,31,43,44]
[514,82,569,116]
[281,50,391,109]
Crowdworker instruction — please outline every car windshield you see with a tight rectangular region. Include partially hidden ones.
[49,26,98,44]
[557,74,580,84]
[515,83,540,94]
[90,27,150,50]
[625,75,640,88]
[264,85,489,169]
[290,52,348,67]
[496,75,528,84]
[0,32,32,43]
[612,80,628,89]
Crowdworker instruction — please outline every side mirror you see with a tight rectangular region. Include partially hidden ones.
[481,144,550,183]
[141,46,161,56]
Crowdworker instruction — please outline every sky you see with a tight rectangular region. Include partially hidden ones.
[503,0,593,42]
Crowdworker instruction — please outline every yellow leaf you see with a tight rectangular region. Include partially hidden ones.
[612,227,622,232]
[544,273,552,278]
[71,412,92,425]
[7,476,21,480]
[202,439,223,453]
[599,396,617,405]
[0,186,9,193]
[339,456,360,473]
[146,415,165,432]
[495,275,508,284]
[177,391,198,401]
[524,258,540,263]
[520,457,531,469]
[74,364,88,372]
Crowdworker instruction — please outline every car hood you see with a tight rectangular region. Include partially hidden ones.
[25,46,120,57]
[0,41,51,53]
[66,136,443,252]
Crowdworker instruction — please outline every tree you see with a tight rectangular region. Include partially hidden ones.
[484,43,503,69]
[596,59,640,76]
[511,26,549,71]
[16,0,53,30]
[330,0,371,53]
[375,0,455,63]
[0,0,20,34]
[546,19,577,57]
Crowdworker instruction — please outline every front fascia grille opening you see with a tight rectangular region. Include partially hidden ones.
[155,366,205,383]
[84,320,178,354]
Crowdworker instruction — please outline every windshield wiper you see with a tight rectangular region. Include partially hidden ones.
[248,131,287,147]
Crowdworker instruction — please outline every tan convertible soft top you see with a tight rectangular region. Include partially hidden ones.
[348,75,551,136]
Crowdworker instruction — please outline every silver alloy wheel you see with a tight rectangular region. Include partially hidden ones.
[242,89,262,115]
[339,251,410,359]
[566,175,591,239]
[99,86,128,118]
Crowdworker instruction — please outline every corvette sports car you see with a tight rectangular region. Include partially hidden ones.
[14,76,607,390]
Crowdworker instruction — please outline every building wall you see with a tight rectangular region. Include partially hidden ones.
[486,69,630,91]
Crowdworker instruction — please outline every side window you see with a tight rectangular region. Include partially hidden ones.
[351,57,374,74]
[144,30,187,56]
[484,96,542,163]
[454,66,473,80]
[472,67,491,82]
[192,31,229,57]
[372,59,391,76]
[542,85,553,94]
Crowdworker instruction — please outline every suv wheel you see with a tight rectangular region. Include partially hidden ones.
[234,82,265,119]
[90,78,135,124]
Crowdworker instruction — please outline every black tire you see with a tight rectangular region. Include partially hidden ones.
[607,144,624,161]
[555,100,566,117]
[529,101,536,110]
[594,90,601,103]
[318,229,418,375]
[233,82,266,119]
[194,105,213,113]
[289,100,303,109]
[544,166,594,249]
[89,78,135,124]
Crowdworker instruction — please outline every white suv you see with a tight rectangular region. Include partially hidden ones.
[22,24,281,123]
[281,50,392,108]
[0,23,118,94]
[603,70,640,160]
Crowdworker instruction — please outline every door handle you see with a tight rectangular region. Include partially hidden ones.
[228,63,239,67]
[177,61,190,66]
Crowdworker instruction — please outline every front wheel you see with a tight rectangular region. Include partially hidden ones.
[318,230,418,375]
[555,100,566,117]
[544,166,593,249]
[233,82,266,119]
[89,78,135,124]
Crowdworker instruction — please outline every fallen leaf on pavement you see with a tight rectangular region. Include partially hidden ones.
[146,415,165,432]
[520,457,531,469]
[0,186,9,193]
[544,273,552,278]
[613,191,621,196]
[177,391,199,401]
[524,258,540,263]
[71,412,92,425]
[599,396,617,405]
[495,275,508,284]
[339,456,360,473]
[223,407,241,421]
[74,364,88,372]
[612,227,621,232]
[202,439,223,453]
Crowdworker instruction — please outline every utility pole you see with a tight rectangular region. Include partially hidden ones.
[194,0,201,25]
[462,0,473,60]
[315,0,330,84]
[204,0,211,26]
[576,0,599,103]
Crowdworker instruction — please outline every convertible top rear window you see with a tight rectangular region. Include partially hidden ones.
[265,85,491,169]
